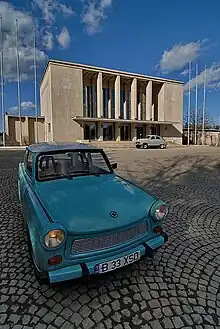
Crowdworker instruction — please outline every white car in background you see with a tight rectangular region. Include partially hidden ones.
[135,135,167,149]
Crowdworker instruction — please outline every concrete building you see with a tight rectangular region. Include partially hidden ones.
[40,60,184,145]
[4,60,184,145]
[4,114,45,146]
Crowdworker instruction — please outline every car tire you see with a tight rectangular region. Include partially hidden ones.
[160,144,165,149]
[25,225,49,284]
[143,143,148,149]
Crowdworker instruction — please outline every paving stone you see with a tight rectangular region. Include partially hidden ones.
[54,316,66,327]
[150,320,163,329]
[42,312,57,324]
[162,317,174,329]
[82,318,95,329]
[141,310,152,321]
[92,309,103,323]
[148,299,160,309]
[79,305,91,318]
[70,313,83,326]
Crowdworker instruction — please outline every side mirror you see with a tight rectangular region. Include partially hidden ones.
[111,163,117,169]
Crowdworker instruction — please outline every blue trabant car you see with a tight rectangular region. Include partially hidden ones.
[18,142,168,284]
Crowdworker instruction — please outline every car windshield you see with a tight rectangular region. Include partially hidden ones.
[37,150,112,181]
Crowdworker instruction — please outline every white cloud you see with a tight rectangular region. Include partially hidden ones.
[42,30,54,50]
[33,0,74,24]
[184,63,220,92]
[180,68,189,76]
[32,0,74,50]
[9,101,35,114]
[159,40,207,73]
[82,0,113,35]
[0,2,48,82]
[57,27,71,49]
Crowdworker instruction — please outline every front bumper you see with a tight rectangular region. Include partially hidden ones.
[48,232,168,284]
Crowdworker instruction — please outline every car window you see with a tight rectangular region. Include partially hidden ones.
[26,151,32,175]
[37,150,112,181]
[145,136,150,139]
[151,136,155,140]
[156,136,161,140]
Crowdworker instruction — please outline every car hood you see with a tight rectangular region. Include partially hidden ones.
[36,174,156,235]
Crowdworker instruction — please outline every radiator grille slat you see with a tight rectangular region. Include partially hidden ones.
[71,222,147,254]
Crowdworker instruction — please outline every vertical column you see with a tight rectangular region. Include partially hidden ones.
[115,75,120,118]
[92,78,96,117]
[108,81,112,119]
[131,78,137,120]
[97,72,103,118]
[146,80,152,120]
[130,123,137,141]
[138,86,142,120]
[123,84,127,120]
[115,122,120,141]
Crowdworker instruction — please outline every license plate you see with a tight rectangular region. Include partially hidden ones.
[94,250,141,274]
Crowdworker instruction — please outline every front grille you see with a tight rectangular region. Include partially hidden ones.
[71,221,147,254]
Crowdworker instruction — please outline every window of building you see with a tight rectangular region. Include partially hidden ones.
[83,85,96,118]
[120,90,125,118]
[48,123,51,133]
[127,90,130,119]
[103,88,109,118]
[84,123,97,140]
[83,86,87,116]
[111,89,115,119]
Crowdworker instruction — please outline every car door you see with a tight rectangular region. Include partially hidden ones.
[149,135,156,147]
[156,136,162,146]
[19,150,34,224]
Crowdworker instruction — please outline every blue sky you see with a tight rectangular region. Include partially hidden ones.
[1,0,220,130]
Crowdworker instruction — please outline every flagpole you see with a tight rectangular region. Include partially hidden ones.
[0,17,5,146]
[16,18,22,146]
[202,65,206,145]
[187,61,191,145]
[195,63,198,145]
[33,21,38,143]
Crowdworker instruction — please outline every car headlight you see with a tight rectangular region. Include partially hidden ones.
[150,202,168,220]
[44,230,65,248]
[154,205,168,220]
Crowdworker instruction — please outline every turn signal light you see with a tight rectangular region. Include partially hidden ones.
[153,226,162,234]
[48,255,62,265]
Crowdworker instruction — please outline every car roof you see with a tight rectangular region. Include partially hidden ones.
[27,142,102,153]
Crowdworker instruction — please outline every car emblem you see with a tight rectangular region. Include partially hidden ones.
[110,211,118,218]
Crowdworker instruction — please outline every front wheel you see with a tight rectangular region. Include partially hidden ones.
[160,144,165,149]
[143,143,148,149]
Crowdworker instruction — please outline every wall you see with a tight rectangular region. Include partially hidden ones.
[40,66,53,141]
[160,122,182,145]
[50,64,84,142]
[163,83,183,124]
[5,116,45,145]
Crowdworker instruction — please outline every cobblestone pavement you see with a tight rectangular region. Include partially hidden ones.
[1,147,220,329]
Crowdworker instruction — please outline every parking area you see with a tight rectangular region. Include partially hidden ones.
[1,146,220,329]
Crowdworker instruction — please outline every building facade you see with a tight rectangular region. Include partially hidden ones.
[4,114,45,146]
[40,60,184,145]
[4,60,183,146]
